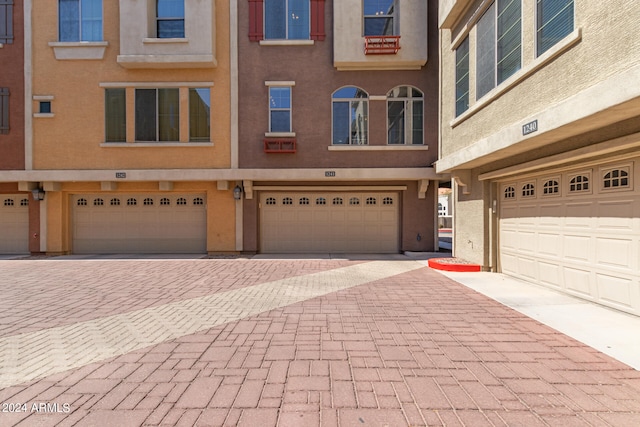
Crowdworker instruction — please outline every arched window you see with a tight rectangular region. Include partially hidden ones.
[299,197,310,205]
[504,186,515,199]
[603,169,629,189]
[569,175,589,192]
[77,198,88,206]
[93,198,104,206]
[332,87,369,145]
[110,198,121,206]
[387,86,423,145]
[349,197,360,205]
[265,197,277,205]
[543,180,559,195]
[160,198,171,205]
[332,197,343,205]
[316,197,327,205]
[383,197,394,205]
[522,183,535,197]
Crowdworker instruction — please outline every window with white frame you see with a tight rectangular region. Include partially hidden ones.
[536,0,573,56]
[363,0,397,36]
[0,0,14,45]
[504,185,516,199]
[521,183,535,197]
[268,86,292,133]
[455,37,470,117]
[569,174,589,193]
[542,179,559,195]
[387,86,424,145]
[189,88,210,142]
[135,88,180,142]
[476,0,522,99]
[59,0,103,42]
[603,168,630,189]
[264,0,310,40]
[332,87,368,145]
[156,0,185,38]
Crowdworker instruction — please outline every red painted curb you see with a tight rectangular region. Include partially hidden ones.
[428,258,481,272]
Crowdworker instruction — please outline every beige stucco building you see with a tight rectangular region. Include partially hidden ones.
[437,0,640,315]
[13,0,237,254]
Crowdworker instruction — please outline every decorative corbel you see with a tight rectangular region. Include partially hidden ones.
[452,169,471,195]
[418,179,429,199]
[243,180,253,200]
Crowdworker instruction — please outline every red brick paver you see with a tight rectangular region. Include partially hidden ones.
[1,258,639,426]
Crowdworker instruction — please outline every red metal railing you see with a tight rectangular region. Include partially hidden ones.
[364,36,401,55]
[264,138,297,153]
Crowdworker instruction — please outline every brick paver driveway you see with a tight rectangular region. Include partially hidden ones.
[0,257,639,426]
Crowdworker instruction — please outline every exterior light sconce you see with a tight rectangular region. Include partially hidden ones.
[32,188,45,201]
[233,185,243,200]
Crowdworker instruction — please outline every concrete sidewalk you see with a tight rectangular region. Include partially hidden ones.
[432,269,640,371]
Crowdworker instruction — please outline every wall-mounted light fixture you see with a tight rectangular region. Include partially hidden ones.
[31,188,45,201]
[233,185,243,200]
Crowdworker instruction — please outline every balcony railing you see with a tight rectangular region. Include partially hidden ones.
[264,138,297,153]
[364,36,401,55]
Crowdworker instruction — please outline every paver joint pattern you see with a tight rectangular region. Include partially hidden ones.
[0,258,639,427]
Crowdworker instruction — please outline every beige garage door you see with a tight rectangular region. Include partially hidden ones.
[499,161,640,316]
[0,195,29,254]
[260,192,399,253]
[73,194,206,254]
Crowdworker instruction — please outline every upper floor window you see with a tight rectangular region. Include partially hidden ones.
[387,86,423,145]
[157,0,185,38]
[536,0,573,56]
[0,0,13,44]
[59,0,103,42]
[135,88,179,142]
[0,88,8,135]
[476,0,522,99]
[105,88,126,143]
[332,87,368,145]
[265,0,310,40]
[363,0,397,36]
[189,89,210,142]
[455,37,470,117]
[268,86,292,133]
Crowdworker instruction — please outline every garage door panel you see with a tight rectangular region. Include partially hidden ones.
[0,196,29,254]
[538,233,561,257]
[73,194,206,254]
[538,262,561,288]
[597,274,634,309]
[563,267,592,296]
[261,192,398,253]
[564,235,590,262]
[596,238,632,269]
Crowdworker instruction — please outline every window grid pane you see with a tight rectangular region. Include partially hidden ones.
[158,88,179,141]
[455,37,470,117]
[157,0,185,38]
[135,89,157,141]
[497,0,522,84]
[105,88,126,142]
[269,87,291,132]
[537,0,573,56]
[189,88,210,142]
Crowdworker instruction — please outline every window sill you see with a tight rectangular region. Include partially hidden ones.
[143,37,189,44]
[100,142,214,147]
[259,40,314,46]
[33,113,55,118]
[265,132,296,137]
[328,145,428,151]
[48,41,109,60]
[451,28,582,128]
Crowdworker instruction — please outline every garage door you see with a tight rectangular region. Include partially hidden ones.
[73,194,206,254]
[0,195,29,254]
[260,192,399,253]
[499,162,640,316]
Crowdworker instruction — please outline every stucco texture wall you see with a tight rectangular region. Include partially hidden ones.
[440,0,640,158]
[31,0,231,170]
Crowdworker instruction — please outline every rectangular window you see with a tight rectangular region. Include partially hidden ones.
[189,88,210,142]
[135,88,179,142]
[455,37,470,117]
[537,0,573,56]
[0,0,14,44]
[269,86,292,132]
[59,0,102,42]
[105,88,126,142]
[157,0,185,38]
[0,87,8,134]
[476,0,521,99]
[363,0,397,36]
[265,0,310,40]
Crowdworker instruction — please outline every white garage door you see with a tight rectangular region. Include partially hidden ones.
[260,192,399,253]
[499,161,640,316]
[0,195,29,254]
[73,194,206,254]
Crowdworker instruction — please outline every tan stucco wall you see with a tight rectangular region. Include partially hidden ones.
[31,0,231,170]
[439,0,640,159]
